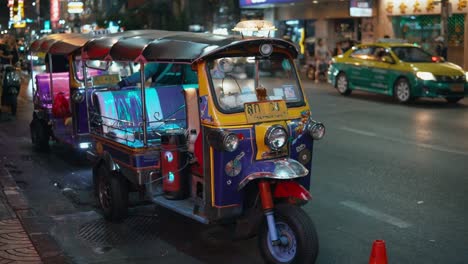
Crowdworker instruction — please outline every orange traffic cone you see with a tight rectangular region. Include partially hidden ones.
[369,240,388,264]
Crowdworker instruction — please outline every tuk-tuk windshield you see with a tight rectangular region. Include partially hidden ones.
[208,55,304,113]
[76,59,139,82]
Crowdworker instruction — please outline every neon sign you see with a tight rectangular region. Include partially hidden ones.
[239,0,300,6]
[51,0,60,22]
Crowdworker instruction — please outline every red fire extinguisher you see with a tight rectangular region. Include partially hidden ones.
[161,132,188,200]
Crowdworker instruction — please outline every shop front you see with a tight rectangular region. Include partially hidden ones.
[378,0,468,68]
[239,0,379,60]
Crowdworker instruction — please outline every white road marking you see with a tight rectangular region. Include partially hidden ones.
[340,200,412,229]
[340,126,377,137]
[340,126,468,156]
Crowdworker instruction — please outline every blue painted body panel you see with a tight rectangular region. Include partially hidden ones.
[213,120,314,206]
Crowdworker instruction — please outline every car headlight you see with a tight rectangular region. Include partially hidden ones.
[306,119,325,140]
[416,72,436,81]
[465,72,468,82]
[265,125,288,151]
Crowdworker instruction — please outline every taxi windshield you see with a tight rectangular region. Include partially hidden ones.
[391,47,434,63]
[208,55,304,113]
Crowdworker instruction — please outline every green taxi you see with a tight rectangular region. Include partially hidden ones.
[328,42,468,104]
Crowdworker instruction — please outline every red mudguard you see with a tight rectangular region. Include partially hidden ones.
[273,181,312,201]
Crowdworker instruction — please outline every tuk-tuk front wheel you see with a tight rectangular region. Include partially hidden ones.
[258,204,319,264]
[96,164,129,222]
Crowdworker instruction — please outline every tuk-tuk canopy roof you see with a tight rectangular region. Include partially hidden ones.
[30,33,94,55]
[82,30,298,63]
[30,30,157,56]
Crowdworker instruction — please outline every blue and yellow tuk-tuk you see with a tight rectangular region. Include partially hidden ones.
[84,21,325,263]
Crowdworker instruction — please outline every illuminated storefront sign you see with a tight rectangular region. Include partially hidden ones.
[68,1,84,14]
[239,0,301,7]
[350,0,373,17]
[382,0,467,15]
[51,0,60,22]
[10,0,26,28]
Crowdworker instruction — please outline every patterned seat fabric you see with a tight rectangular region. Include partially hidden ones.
[93,85,187,147]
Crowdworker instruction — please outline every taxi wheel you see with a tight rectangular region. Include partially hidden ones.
[96,164,128,222]
[258,204,319,264]
[446,97,463,104]
[336,73,351,95]
[394,78,413,103]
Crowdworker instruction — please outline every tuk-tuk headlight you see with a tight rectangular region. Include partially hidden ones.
[223,132,239,152]
[72,90,85,103]
[207,130,239,152]
[306,120,325,140]
[265,125,288,151]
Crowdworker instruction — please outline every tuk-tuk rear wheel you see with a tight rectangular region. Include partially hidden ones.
[258,204,318,264]
[30,118,49,151]
[97,164,128,222]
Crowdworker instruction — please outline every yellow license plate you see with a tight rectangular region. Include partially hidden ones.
[92,74,120,86]
[451,84,464,92]
[244,100,288,124]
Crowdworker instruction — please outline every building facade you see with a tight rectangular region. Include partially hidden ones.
[239,0,468,69]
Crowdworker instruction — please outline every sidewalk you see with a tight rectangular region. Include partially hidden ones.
[0,167,42,263]
[0,167,67,264]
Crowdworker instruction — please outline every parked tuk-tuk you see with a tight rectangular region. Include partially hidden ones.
[84,21,325,263]
[28,31,155,151]
[29,33,95,150]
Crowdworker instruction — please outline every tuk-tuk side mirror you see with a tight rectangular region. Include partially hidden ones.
[85,60,110,70]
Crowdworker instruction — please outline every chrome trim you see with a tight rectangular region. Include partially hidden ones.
[238,159,308,190]
[264,125,287,151]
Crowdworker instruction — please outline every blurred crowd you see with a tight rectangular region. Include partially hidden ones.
[0,35,19,66]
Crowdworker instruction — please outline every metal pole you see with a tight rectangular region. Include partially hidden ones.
[83,58,90,135]
[47,53,54,107]
[139,63,148,146]
[441,0,449,48]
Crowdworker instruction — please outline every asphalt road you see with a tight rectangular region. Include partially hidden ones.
[0,76,467,263]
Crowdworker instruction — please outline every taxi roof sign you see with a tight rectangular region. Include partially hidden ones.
[232,20,276,37]
[233,20,276,32]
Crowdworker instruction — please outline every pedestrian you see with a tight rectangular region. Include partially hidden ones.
[2,65,20,118]
[434,36,447,61]
[333,41,343,56]
[314,38,331,83]
[0,37,13,65]
[1,36,21,118]
[0,37,14,117]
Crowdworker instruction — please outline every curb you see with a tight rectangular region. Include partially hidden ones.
[0,167,71,264]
